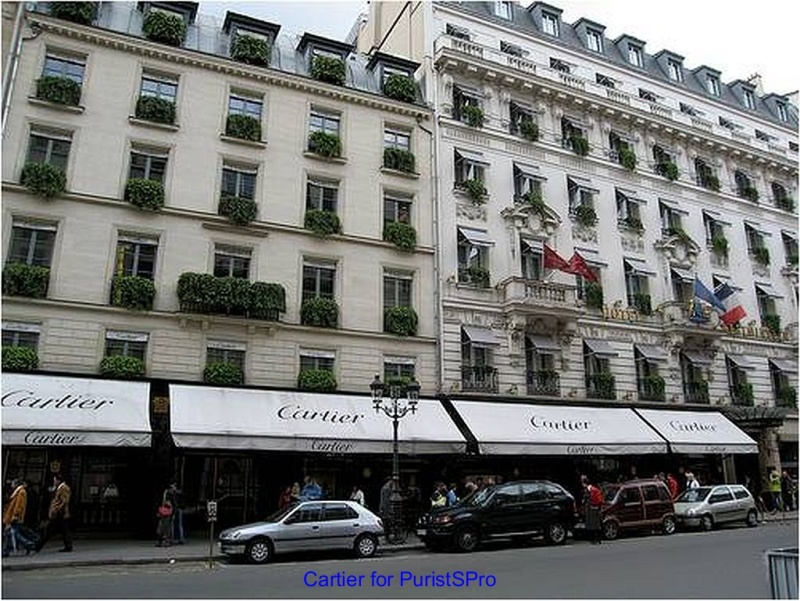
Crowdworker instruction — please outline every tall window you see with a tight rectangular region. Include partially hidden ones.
[6,221,57,267]
[115,234,157,279]
[129,148,167,182]
[384,271,412,309]
[2,322,40,349]
[755,285,776,320]
[27,129,71,170]
[726,357,750,405]
[384,357,415,382]
[309,109,340,137]
[667,59,682,82]
[776,102,788,122]
[616,189,641,228]
[299,350,335,372]
[302,261,335,301]
[586,29,602,52]
[452,86,482,123]
[624,260,649,307]
[43,52,85,83]
[207,342,246,371]
[744,224,765,255]
[105,331,148,361]
[541,12,559,36]
[454,150,486,185]
[560,117,586,149]
[659,202,683,234]
[703,214,725,246]
[306,179,338,212]
[140,71,178,103]
[742,89,755,110]
[734,170,754,198]
[384,192,412,225]
[628,45,643,67]
[513,165,541,200]
[520,239,542,281]
[671,269,693,304]
[782,233,798,266]
[457,229,489,285]
[384,127,410,152]
[567,177,595,213]
[221,164,256,199]
[509,101,534,136]
[228,93,262,119]
[706,75,720,96]
[213,245,251,278]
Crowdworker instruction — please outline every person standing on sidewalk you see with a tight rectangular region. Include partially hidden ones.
[166,482,185,544]
[36,474,72,553]
[3,478,35,556]
[768,468,783,513]
[581,475,604,544]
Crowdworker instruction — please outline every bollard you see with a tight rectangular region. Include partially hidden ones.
[207,500,218,570]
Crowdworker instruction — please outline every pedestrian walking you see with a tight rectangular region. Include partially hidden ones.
[781,471,794,512]
[165,482,185,544]
[768,467,783,513]
[686,472,700,489]
[36,473,72,553]
[666,473,680,499]
[299,476,323,501]
[379,478,393,519]
[156,500,173,547]
[350,485,365,506]
[581,475,604,544]
[3,478,36,556]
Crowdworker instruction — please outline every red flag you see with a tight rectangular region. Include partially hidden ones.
[543,244,572,272]
[568,252,598,282]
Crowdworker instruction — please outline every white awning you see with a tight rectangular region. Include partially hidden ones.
[625,257,657,276]
[755,282,783,299]
[770,358,798,374]
[683,350,713,366]
[782,230,797,242]
[528,335,561,352]
[455,148,489,165]
[575,247,608,268]
[451,401,667,455]
[617,187,646,204]
[671,267,694,283]
[521,238,543,253]
[169,386,466,454]
[1,374,151,447]
[659,199,689,215]
[514,163,545,180]
[462,325,501,346]
[584,338,619,357]
[567,177,599,194]
[635,409,758,454]
[726,354,753,369]
[458,226,495,247]
[702,209,731,226]
[635,344,669,362]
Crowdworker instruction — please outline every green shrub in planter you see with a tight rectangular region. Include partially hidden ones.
[741,185,759,202]
[712,235,729,257]
[50,2,98,25]
[702,173,720,192]
[574,204,597,227]
[225,114,261,141]
[20,162,66,198]
[657,161,679,181]
[779,386,797,409]
[142,10,186,47]
[569,135,589,156]
[618,147,637,171]
[383,148,415,173]
[300,297,339,328]
[219,195,257,225]
[467,265,490,288]
[100,355,145,379]
[135,96,176,125]
[304,209,341,237]
[124,178,164,210]
[519,118,539,142]
[384,306,418,336]
[2,346,39,372]
[310,55,346,86]
[3,263,50,298]
[464,178,487,203]
[204,361,244,386]
[111,275,155,310]
[762,313,781,334]
[732,383,754,406]
[624,216,643,232]
[585,282,603,309]
[641,375,665,400]
[776,196,795,213]
[36,76,81,106]
[461,104,484,127]
[308,131,341,158]
[248,282,286,320]
[383,221,416,251]
[230,34,271,66]
[587,373,616,399]
[383,73,416,102]
[215,276,252,316]
[297,368,337,392]
[177,272,218,313]
[753,246,770,266]
[633,293,652,315]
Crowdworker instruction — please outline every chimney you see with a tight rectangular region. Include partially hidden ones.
[746,73,764,95]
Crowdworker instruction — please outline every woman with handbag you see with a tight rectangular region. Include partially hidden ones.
[156,497,173,547]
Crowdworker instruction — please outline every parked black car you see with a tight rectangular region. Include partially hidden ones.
[416,480,577,552]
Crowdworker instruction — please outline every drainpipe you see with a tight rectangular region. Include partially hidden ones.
[2,2,27,136]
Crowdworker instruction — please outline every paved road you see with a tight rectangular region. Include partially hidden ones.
[3,523,796,599]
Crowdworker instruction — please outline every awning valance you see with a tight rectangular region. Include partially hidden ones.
[169,386,466,454]
[625,257,657,276]
[683,350,713,366]
[635,344,669,362]
[528,335,561,352]
[458,226,495,246]
[575,247,608,268]
[659,199,689,215]
[514,163,546,180]
[635,409,758,454]
[726,354,753,369]
[455,148,489,165]
[1,374,151,447]
[584,338,619,357]
[671,267,694,283]
[770,358,798,374]
[462,325,501,346]
[702,209,731,226]
[451,401,667,455]
[755,282,783,299]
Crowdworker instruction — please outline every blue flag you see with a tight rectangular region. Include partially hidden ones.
[693,277,725,312]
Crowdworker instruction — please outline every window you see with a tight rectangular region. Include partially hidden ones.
[755,285,776,321]
[2,322,40,349]
[309,109,340,137]
[667,59,682,82]
[694,157,716,189]
[776,102,788,122]
[129,148,167,182]
[567,177,595,213]
[291,503,323,523]
[719,116,738,131]
[302,261,335,301]
[306,178,338,212]
[43,52,85,83]
[520,482,547,502]
[679,102,698,117]
[446,24,470,41]
[549,58,570,74]
[213,245,251,278]
[461,328,496,391]
[659,202,683,234]
[381,64,410,86]
[520,238,542,281]
[726,357,750,405]
[494,1,512,19]
[500,41,523,57]
[744,224,765,255]
[384,271,412,309]
[513,165,541,200]
[299,351,334,372]
[140,71,177,103]
[105,330,148,361]
[509,101,534,136]
[791,141,799,153]
[642,485,660,502]
[384,192,412,226]
[755,130,771,142]
[616,189,641,228]
[384,127,411,152]
[560,117,585,148]
[732,487,750,500]
[706,75,720,96]
[734,170,754,198]
[7,220,57,269]
[27,129,71,170]
[635,347,660,400]
[541,12,559,36]
[596,74,615,89]
[384,357,415,382]
[228,93,262,119]
[742,89,755,110]
[652,144,675,177]
[574,265,600,301]
[638,88,657,102]
[452,86,482,123]
[671,270,693,304]
[207,341,245,371]
[703,213,725,246]
[115,234,157,279]
[681,353,708,402]
[323,503,358,521]
[628,45,643,68]
[782,233,798,265]
[457,229,489,284]
[586,29,602,53]
[221,164,256,200]
[624,260,649,306]
[620,486,641,503]
[454,150,486,186]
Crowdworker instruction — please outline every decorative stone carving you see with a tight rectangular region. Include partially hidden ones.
[500,201,561,239]
[620,230,645,253]
[572,223,598,243]
[654,232,700,268]
[752,262,770,279]
[456,198,487,221]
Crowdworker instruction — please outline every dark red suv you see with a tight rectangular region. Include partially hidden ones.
[599,479,676,540]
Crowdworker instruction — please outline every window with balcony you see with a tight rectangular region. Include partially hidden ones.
[652,144,677,179]
[526,336,558,396]
[226,92,263,140]
[755,283,779,328]
[6,220,56,269]
[461,326,498,392]
[681,352,710,403]
[734,170,758,201]
[744,224,767,257]
[454,149,487,188]
[513,164,542,202]
[567,177,597,226]
[726,356,753,406]
[520,238,543,281]
[43,52,85,83]
[384,356,416,383]
[583,341,616,399]
[452,86,483,125]
[671,268,694,304]
[770,360,797,408]
[772,182,794,212]
[575,266,601,303]
[541,12,559,36]
[628,45,643,68]
[703,212,728,254]
[457,228,491,287]
[624,259,651,314]
[694,157,719,191]
[596,73,615,89]
[300,260,339,328]
[782,232,798,267]
[561,117,588,154]
[659,201,684,235]
[706,75,720,96]
[742,89,755,110]
[667,59,683,82]
[213,245,251,279]
[509,101,536,138]
[616,189,642,231]
[129,147,167,183]
[586,29,602,53]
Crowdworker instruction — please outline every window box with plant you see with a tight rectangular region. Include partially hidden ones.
[519,118,539,142]
[686,379,709,403]
[383,148,415,173]
[177,272,286,320]
[135,96,176,125]
[731,382,754,406]
[142,10,187,47]
[753,246,770,266]
[2,346,39,372]
[383,73,416,103]
[700,173,720,192]
[463,264,490,288]
[298,368,337,392]
[225,114,262,142]
[524,190,547,216]
[218,195,257,226]
[99,355,145,379]
[384,306,418,336]
[383,221,416,251]
[640,375,665,401]
[230,34,271,66]
[124,178,165,210]
[304,209,341,237]
[461,104,484,128]
[3,263,50,298]
[36,76,81,107]
[111,275,156,311]
[655,161,679,181]
[740,185,759,202]
[585,281,603,309]
[778,386,797,409]
[20,162,66,198]
[762,313,780,334]
[462,178,487,203]
[617,147,637,171]
[204,361,244,386]
[310,55,346,86]
[776,196,795,213]
[308,131,341,158]
[300,296,339,328]
[574,203,597,227]
[712,235,729,257]
[586,373,616,399]
[569,134,589,156]
[623,216,643,232]
[50,2,98,25]
[632,293,652,315]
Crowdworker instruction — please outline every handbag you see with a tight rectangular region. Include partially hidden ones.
[158,504,173,518]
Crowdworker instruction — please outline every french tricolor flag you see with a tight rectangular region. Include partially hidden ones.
[714,282,747,326]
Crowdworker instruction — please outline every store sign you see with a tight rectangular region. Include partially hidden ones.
[530,415,593,431]
[668,420,717,433]
[309,439,357,453]
[277,404,366,425]
[23,431,87,445]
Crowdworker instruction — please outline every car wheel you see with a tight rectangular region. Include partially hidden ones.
[700,514,714,532]
[746,509,758,527]
[246,538,273,564]
[662,515,676,535]
[354,534,378,558]
[545,521,567,545]
[455,526,479,553]
[602,520,619,541]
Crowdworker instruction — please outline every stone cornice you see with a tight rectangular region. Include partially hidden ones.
[29,14,432,120]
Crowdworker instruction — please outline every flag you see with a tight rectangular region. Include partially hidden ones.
[693,277,725,313]
[568,252,598,282]
[543,244,572,272]
[715,282,747,326]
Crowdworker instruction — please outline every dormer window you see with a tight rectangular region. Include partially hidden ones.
[586,29,602,53]
[550,58,570,74]
[223,13,280,67]
[777,102,788,122]
[541,12,559,37]
[494,1,512,19]
[742,89,755,110]
[667,59,683,82]
[628,45,643,68]
[298,33,352,87]
[706,75,720,96]
[446,24,471,41]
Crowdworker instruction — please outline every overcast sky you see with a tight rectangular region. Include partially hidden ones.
[201,1,798,96]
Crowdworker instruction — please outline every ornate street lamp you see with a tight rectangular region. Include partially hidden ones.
[370,374,420,542]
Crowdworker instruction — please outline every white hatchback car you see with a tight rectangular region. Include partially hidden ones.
[218,500,384,564]
[673,484,758,531]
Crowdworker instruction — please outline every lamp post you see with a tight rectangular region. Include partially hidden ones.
[370,374,420,542]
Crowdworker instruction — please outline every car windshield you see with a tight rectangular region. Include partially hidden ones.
[676,487,712,503]
[602,484,620,501]
[265,503,298,522]
[464,488,495,507]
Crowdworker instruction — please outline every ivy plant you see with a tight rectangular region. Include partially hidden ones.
[461,105,484,128]
[142,10,186,47]
[125,178,165,210]
[2,263,50,298]
[658,161,679,181]
[585,282,604,309]
[219,195,257,226]
[310,55,346,86]
[50,2,98,25]
[383,73,416,103]
[177,273,286,319]
[763,313,781,334]
[702,173,721,192]
[20,162,66,198]
[618,147,637,171]
[2,347,39,372]
[519,118,539,142]
[248,282,286,320]
[741,186,759,202]
[36,76,81,106]
[304,209,341,237]
[225,114,262,141]
[753,246,770,266]
[624,216,643,232]
[135,96,176,125]
[779,386,797,409]
[297,368,337,392]
[383,148,415,173]
[467,265,490,288]
[204,362,245,386]
[384,306,418,336]
[633,292,652,315]
[99,355,145,379]
[300,297,339,328]
[574,204,597,227]
[588,373,616,399]
[308,131,341,158]
[230,34,271,66]
[642,375,665,400]
[111,275,156,310]
[383,221,417,251]
[464,178,487,203]
[712,235,729,257]
[569,135,589,156]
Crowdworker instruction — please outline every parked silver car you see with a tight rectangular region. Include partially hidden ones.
[673,484,758,531]
[218,500,384,564]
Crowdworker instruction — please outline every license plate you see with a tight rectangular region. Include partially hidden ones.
[416,529,427,537]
